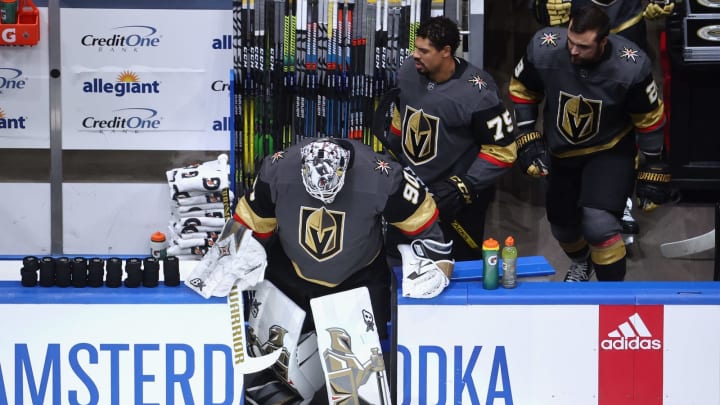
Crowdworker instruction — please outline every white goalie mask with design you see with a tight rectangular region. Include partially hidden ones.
[300,139,350,204]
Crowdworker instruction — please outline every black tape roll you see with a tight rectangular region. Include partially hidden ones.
[105,257,123,288]
[163,256,181,287]
[124,258,142,288]
[55,257,72,287]
[71,257,88,288]
[87,257,105,287]
[20,256,39,287]
[39,257,56,287]
[142,257,159,288]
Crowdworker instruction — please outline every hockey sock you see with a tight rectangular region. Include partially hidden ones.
[20,256,39,287]
[163,256,181,286]
[142,257,160,288]
[591,235,627,281]
[71,257,88,288]
[39,257,56,287]
[105,257,123,288]
[124,258,143,288]
[559,239,590,262]
[87,257,105,287]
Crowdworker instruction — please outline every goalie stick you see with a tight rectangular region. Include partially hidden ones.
[227,283,282,374]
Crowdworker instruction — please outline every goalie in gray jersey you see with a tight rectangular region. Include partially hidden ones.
[385,16,517,261]
[509,5,671,282]
[224,137,453,403]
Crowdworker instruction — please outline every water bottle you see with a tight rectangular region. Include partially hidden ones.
[149,231,168,259]
[0,0,17,24]
[501,236,518,288]
[482,238,500,290]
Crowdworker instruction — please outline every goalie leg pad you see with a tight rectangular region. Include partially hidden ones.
[248,281,325,401]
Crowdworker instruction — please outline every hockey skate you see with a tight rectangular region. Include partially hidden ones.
[621,197,639,246]
[563,260,594,282]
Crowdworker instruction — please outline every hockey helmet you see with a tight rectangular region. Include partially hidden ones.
[300,138,350,204]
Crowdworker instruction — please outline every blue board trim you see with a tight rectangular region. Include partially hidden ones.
[0,281,225,304]
[398,281,720,305]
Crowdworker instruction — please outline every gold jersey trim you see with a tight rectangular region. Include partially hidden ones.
[234,197,277,235]
[611,12,643,35]
[630,100,665,130]
[389,193,437,234]
[290,249,382,287]
[552,125,633,158]
[509,77,544,103]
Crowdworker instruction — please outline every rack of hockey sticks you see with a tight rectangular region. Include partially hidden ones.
[232,0,432,192]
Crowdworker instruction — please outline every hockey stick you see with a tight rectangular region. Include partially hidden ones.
[228,283,282,374]
[660,229,715,259]
[371,88,483,253]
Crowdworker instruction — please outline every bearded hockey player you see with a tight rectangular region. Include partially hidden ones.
[185,137,454,404]
[509,5,671,282]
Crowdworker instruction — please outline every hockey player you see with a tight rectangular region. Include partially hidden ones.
[186,137,454,403]
[529,0,675,239]
[385,16,517,261]
[509,5,672,282]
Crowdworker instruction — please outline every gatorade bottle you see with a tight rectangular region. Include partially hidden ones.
[150,231,168,259]
[482,238,500,290]
[501,236,518,288]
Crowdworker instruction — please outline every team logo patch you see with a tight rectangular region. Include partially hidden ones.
[300,206,345,261]
[468,74,488,92]
[619,46,640,63]
[374,158,392,175]
[401,105,440,165]
[539,32,559,47]
[556,91,602,144]
[270,150,285,164]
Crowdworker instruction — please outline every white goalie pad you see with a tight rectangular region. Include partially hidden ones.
[398,239,454,299]
[311,287,392,405]
[185,223,267,298]
[247,280,325,401]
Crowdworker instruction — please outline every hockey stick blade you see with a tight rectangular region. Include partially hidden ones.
[660,229,715,259]
[228,284,282,374]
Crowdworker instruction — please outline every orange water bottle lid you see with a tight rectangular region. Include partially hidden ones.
[482,238,499,249]
[151,231,167,242]
[505,236,515,246]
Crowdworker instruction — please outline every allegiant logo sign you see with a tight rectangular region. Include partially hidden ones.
[80,25,162,51]
[81,108,162,131]
[0,68,27,93]
[82,71,160,97]
[0,107,27,129]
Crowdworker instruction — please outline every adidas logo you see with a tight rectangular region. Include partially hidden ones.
[600,312,662,350]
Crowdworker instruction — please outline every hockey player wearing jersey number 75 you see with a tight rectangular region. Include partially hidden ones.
[509,5,672,282]
[385,16,518,262]
[185,137,454,403]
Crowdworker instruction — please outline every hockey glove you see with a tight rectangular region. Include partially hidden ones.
[398,239,454,299]
[431,175,478,222]
[515,130,550,178]
[185,226,267,298]
[643,1,674,20]
[636,159,673,212]
[546,0,571,26]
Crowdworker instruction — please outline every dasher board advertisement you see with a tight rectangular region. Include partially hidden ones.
[396,282,720,405]
[59,1,231,151]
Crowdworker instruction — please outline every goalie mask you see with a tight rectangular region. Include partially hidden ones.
[301,139,350,204]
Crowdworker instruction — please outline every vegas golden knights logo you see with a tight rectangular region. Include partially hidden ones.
[556,91,602,144]
[300,206,345,261]
[402,106,440,165]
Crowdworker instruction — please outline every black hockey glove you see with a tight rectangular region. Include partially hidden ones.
[515,131,550,178]
[431,175,478,222]
[636,157,672,212]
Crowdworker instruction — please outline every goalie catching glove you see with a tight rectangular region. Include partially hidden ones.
[636,158,673,212]
[185,222,267,298]
[398,239,454,299]
[431,175,478,222]
[515,131,550,178]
